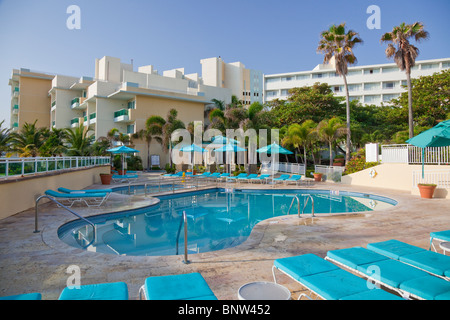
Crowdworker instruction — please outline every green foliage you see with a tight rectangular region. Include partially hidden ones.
[344,149,379,175]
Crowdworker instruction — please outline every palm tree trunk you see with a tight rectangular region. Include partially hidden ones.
[147,140,151,170]
[406,71,414,139]
[303,147,307,167]
[342,74,351,163]
[329,141,333,166]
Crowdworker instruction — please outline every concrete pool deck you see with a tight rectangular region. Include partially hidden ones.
[0,176,449,300]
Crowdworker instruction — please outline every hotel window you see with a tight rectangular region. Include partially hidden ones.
[349,96,361,102]
[442,62,450,69]
[364,68,380,75]
[127,100,136,109]
[127,124,135,134]
[383,94,400,102]
[266,91,278,97]
[364,95,381,103]
[421,63,439,70]
[333,86,342,93]
[296,74,310,80]
[383,82,396,89]
[281,76,293,81]
[266,77,280,83]
[348,84,361,92]
[382,67,397,73]
[364,82,380,91]
[312,73,327,79]
[347,70,362,76]
[281,89,290,96]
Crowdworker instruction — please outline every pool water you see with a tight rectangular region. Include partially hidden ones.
[58,188,397,256]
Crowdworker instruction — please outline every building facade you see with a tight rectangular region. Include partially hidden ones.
[264,57,450,105]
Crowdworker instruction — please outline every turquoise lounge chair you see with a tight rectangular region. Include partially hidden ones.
[0,292,42,300]
[248,174,270,184]
[326,246,450,300]
[139,272,217,300]
[206,172,221,179]
[59,282,128,300]
[273,174,290,183]
[58,187,113,194]
[240,173,258,182]
[195,172,211,178]
[272,253,402,300]
[284,175,302,185]
[430,230,450,252]
[112,174,139,183]
[45,189,110,207]
[367,239,450,280]
[226,173,248,182]
[163,171,184,177]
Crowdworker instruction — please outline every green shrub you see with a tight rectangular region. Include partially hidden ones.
[344,149,379,175]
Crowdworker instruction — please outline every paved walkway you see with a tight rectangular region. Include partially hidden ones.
[0,178,449,300]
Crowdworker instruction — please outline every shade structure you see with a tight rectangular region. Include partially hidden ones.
[107,145,140,154]
[406,120,450,178]
[107,145,140,171]
[215,144,246,152]
[256,142,293,155]
[211,135,240,145]
[178,144,206,168]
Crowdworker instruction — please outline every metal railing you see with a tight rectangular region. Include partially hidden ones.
[261,162,306,175]
[175,210,190,264]
[287,194,315,217]
[381,144,450,165]
[314,165,345,182]
[34,195,96,248]
[412,169,450,188]
[0,156,110,179]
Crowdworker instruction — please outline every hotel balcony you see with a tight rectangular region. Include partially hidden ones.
[89,112,96,124]
[70,118,81,128]
[12,105,19,115]
[13,87,19,98]
[113,109,133,123]
[71,97,87,110]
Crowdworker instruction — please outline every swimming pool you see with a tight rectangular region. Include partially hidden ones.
[58,188,397,256]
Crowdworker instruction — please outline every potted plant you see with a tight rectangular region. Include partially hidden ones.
[100,173,112,185]
[333,155,345,166]
[418,183,437,199]
[113,155,126,175]
[313,172,323,182]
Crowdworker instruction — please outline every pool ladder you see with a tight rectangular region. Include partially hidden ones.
[175,211,190,264]
[288,194,315,217]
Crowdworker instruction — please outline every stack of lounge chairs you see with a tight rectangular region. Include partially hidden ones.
[273,236,450,300]
[44,188,112,207]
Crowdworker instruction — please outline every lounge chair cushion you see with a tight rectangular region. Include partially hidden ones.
[300,269,373,300]
[431,230,450,242]
[339,288,403,300]
[367,239,424,260]
[327,247,388,270]
[274,253,339,281]
[400,275,450,300]
[59,282,128,300]
[144,273,217,300]
[45,190,107,198]
[368,239,450,278]
[0,292,42,300]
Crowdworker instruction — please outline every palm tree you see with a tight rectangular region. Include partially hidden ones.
[0,120,12,154]
[133,115,165,170]
[317,23,363,163]
[10,120,46,157]
[64,124,92,156]
[381,22,429,139]
[316,118,347,165]
[282,120,316,166]
[162,109,185,166]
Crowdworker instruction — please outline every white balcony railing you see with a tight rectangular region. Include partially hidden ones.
[381,144,450,165]
[0,156,110,179]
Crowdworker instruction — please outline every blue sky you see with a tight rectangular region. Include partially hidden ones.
[1,0,449,126]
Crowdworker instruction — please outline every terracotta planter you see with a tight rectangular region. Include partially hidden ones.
[418,184,437,199]
[313,173,323,182]
[100,174,112,185]
[118,169,127,175]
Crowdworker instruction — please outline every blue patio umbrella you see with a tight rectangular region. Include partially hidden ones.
[178,144,206,167]
[215,144,246,152]
[406,120,450,178]
[211,135,240,145]
[107,145,140,171]
[256,142,293,155]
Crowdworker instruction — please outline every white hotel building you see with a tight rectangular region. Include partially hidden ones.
[264,57,450,105]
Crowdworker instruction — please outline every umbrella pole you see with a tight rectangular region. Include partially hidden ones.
[422,148,425,179]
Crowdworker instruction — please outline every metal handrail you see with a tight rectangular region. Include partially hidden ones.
[175,210,190,264]
[302,194,315,217]
[288,195,301,216]
[34,195,96,248]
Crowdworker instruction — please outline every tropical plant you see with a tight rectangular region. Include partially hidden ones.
[39,128,67,156]
[64,124,92,156]
[380,22,429,138]
[162,109,185,166]
[0,120,12,154]
[10,120,46,157]
[316,117,347,165]
[133,115,165,170]
[282,120,316,166]
[317,22,363,162]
